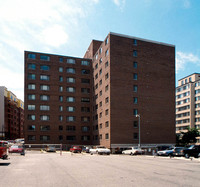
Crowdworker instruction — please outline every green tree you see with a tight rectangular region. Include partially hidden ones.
[181,128,199,145]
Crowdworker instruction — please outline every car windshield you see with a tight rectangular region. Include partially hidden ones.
[188,145,194,149]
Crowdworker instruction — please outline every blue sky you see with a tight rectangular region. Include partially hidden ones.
[0,0,200,100]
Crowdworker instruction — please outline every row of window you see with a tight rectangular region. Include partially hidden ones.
[28,125,90,132]
[176,105,190,112]
[27,115,90,122]
[176,98,190,105]
[176,119,190,124]
[28,54,90,66]
[27,135,91,141]
[176,91,190,99]
[180,77,192,85]
[27,95,90,103]
[176,112,190,118]
[176,84,190,93]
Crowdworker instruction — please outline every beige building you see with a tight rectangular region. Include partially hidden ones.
[176,73,200,144]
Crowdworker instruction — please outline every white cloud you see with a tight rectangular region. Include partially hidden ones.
[176,51,200,73]
[112,0,126,10]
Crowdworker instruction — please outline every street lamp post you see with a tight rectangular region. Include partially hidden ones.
[136,114,140,148]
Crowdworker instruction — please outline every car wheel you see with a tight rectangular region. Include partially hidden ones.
[107,153,110,155]
[130,152,133,155]
[185,153,190,159]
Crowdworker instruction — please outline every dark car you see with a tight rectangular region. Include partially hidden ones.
[172,147,185,157]
[183,145,200,158]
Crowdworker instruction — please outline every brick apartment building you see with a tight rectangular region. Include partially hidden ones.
[0,86,24,140]
[24,32,175,149]
[176,73,200,144]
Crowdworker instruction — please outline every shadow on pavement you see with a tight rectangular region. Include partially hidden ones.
[0,163,10,166]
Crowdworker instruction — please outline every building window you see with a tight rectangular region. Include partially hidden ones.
[81,88,90,94]
[59,135,63,141]
[40,115,50,121]
[28,84,35,90]
[105,73,109,80]
[67,97,75,102]
[40,75,50,81]
[67,77,75,83]
[40,105,50,111]
[100,123,102,129]
[67,58,76,64]
[59,67,63,72]
[28,115,35,120]
[59,106,63,111]
[59,96,63,102]
[133,97,138,104]
[81,98,90,103]
[105,61,109,68]
[99,47,102,54]
[59,86,63,92]
[99,101,102,107]
[66,126,76,132]
[59,76,63,82]
[81,60,90,66]
[81,117,90,122]
[133,121,138,128]
[95,63,98,70]
[99,112,102,118]
[189,77,192,82]
[40,135,50,141]
[66,68,75,74]
[81,107,90,112]
[105,37,109,45]
[105,49,109,56]
[67,116,76,122]
[40,125,50,131]
[40,65,50,71]
[99,134,102,140]
[99,79,102,85]
[28,94,35,100]
[28,63,36,70]
[28,53,36,59]
[59,115,63,121]
[28,135,36,141]
[99,58,102,64]
[133,109,138,115]
[81,79,90,84]
[67,106,75,112]
[133,85,138,92]
[28,125,35,131]
[28,73,36,80]
[81,69,90,75]
[99,90,102,96]
[133,39,137,46]
[59,57,63,62]
[133,62,137,68]
[105,85,109,92]
[82,126,90,132]
[105,97,109,103]
[133,50,137,57]
[133,73,138,80]
[134,133,138,140]
[81,136,90,141]
[67,87,75,93]
[95,73,98,80]
[66,136,76,141]
[99,68,102,75]
[105,121,109,127]
[28,105,35,110]
[59,126,63,131]
[105,133,109,139]
[40,95,50,101]
[105,109,109,115]
[40,85,49,91]
[40,55,50,61]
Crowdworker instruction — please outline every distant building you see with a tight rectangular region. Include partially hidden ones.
[0,86,24,140]
[24,32,175,149]
[176,73,200,144]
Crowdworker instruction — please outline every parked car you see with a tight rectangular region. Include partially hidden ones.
[156,148,174,156]
[122,147,144,155]
[90,146,111,155]
[8,145,25,155]
[172,147,185,157]
[183,145,200,158]
[46,145,56,152]
[70,146,82,153]
[0,141,8,159]
[82,146,91,153]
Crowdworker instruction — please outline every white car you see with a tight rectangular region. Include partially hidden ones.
[157,148,174,156]
[90,146,111,155]
[122,147,144,155]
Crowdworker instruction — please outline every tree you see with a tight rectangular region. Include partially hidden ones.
[181,128,199,145]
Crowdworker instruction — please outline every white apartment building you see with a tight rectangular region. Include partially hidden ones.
[176,73,200,144]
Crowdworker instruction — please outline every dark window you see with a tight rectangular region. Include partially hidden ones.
[40,125,50,131]
[40,65,50,71]
[105,133,109,139]
[81,79,90,84]
[28,74,35,80]
[81,107,90,112]
[133,85,138,92]
[105,121,109,127]
[134,97,138,104]
[133,50,137,57]
[59,135,63,141]
[59,126,63,131]
[28,135,36,141]
[81,98,90,103]
[133,73,138,80]
[28,53,36,59]
[40,135,50,141]
[134,133,138,139]
[28,125,35,131]
[28,63,36,70]
[40,55,50,61]
[66,136,76,141]
[133,121,138,128]
[81,69,90,75]
[81,126,90,132]
[81,88,90,94]
[81,136,90,141]
[133,39,137,46]
[66,126,76,131]
[59,57,63,62]
[133,62,137,68]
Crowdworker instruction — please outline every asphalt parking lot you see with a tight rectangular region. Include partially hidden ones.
[0,151,200,187]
